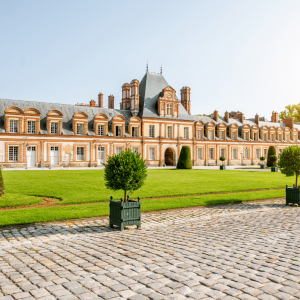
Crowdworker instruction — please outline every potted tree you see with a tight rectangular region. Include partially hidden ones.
[260,156,266,169]
[104,148,147,230]
[219,156,226,170]
[270,155,278,172]
[278,145,300,205]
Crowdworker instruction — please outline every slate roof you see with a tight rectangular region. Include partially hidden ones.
[138,72,194,121]
[0,99,132,136]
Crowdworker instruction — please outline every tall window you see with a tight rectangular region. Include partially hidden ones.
[98,125,105,136]
[263,134,267,142]
[232,149,237,159]
[116,126,122,137]
[116,147,123,155]
[166,104,173,115]
[254,132,258,141]
[9,146,18,161]
[256,149,260,159]
[245,132,249,141]
[245,148,249,159]
[221,148,225,158]
[264,149,267,158]
[167,126,172,138]
[149,125,154,138]
[149,148,155,160]
[209,130,213,140]
[232,132,236,141]
[9,120,18,133]
[27,121,36,134]
[77,147,84,161]
[184,127,189,139]
[197,130,202,139]
[209,148,214,160]
[132,127,138,137]
[279,134,282,142]
[77,123,84,135]
[271,134,274,142]
[220,131,225,140]
[51,122,58,134]
[198,148,203,159]
[286,134,289,142]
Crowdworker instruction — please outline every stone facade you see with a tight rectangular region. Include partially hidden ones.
[0,70,298,168]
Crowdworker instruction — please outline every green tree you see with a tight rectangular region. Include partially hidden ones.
[267,146,276,167]
[177,146,192,169]
[104,148,147,202]
[220,156,225,165]
[278,145,300,188]
[0,166,5,196]
[279,103,300,122]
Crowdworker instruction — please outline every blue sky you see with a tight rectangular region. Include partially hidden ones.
[1,0,300,119]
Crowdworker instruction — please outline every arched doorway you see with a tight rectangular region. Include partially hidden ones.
[165,148,175,166]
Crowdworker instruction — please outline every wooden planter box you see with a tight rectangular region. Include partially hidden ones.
[260,164,266,169]
[109,197,141,231]
[271,167,278,172]
[286,186,300,205]
[220,165,226,170]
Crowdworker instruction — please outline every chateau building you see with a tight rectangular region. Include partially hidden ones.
[0,70,298,168]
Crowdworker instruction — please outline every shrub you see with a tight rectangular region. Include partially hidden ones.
[0,166,4,196]
[177,146,192,169]
[104,148,147,202]
[267,146,276,167]
[269,155,277,167]
[220,156,225,165]
[260,156,265,161]
[278,145,300,187]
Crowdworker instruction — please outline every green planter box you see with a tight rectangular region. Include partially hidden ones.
[220,165,226,170]
[260,165,266,169]
[271,167,278,172]
[109,197,141,231]
[286,186,300,205]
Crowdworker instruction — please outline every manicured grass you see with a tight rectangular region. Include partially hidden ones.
[2,169,293,205]
[0,189,285,227]
[235,167,271,169]
[0,194,43,208]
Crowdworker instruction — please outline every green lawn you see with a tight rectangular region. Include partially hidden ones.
[2,169,293,205]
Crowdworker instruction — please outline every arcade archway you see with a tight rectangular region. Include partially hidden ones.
[165,148,175,166]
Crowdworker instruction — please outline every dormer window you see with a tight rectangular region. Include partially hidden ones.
[51,123,58,134]
[245,132,249,141]
[98,125,105,136]
[27,121,36,134]
[197,130,202,139]
[220,131,225,140]
[132,127,138,137]
[209,130,213,140]
[184,127,189,139]
[167,104,173,115]
[116,126,122,137]
[9,120,19,133]
[232,132,236,140]
[77,123,84,135]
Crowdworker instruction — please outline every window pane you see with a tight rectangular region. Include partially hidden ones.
[209,131,213,140]
[77,123,84,135]
[184,127,189,139]
[51,123,58,134]
[98,125,104,136]
[149,125,154,138]
[9,120,18,133]
[197,130,202,139]
[198,148,202,159]
[209,148,214,159]
[28,121,36,134]
[9,146,18,161]
[77,147,84,161]
[168,126,172,138]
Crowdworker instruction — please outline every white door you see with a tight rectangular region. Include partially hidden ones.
[98,147,105,165]
[27,146,36,168]
[65,153,70,166]
[50,146,59,165]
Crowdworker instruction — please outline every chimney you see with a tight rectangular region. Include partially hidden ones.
[130,79,140,116]
[282,118,294,129]
[90,100,96,107]
[224,111,229,123]
[214,110,218,122]
[239,113,244,124]
[271,111,279,123]
[180,86,191,115]
[255,114,259,126]
[108,95,114,109]
[98,93,103,107]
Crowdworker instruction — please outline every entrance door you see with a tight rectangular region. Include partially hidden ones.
[165,148,174,166]
[27,146,36,168]
[50,146,59,165]
[98,147,105,165]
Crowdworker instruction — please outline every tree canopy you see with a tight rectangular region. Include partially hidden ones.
[279,103,300,122]
[104,148,147,202]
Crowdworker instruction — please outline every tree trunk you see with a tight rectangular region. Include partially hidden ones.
[124,190,127,203]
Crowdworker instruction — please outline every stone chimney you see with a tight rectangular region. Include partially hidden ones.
[130,79,140,116]
[255,114,259,126]
[224,111,229,123]
[90,100,96,107]
[271,111,279,123]
[108,95,114,109]
[98,93,103,107]
[180,87,191,115]
[213,110,218,122]
[282,118,294,129]
[239,113,244,124]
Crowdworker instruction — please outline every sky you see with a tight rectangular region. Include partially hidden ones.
[1,0,300,119]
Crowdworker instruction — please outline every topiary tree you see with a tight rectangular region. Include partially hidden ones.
[177,146,192,169]
[269,155,277,167]
[260,156,265,165]
[220,156,225,165]
[104,148,147,202]
[0,166,5,196]
[278,145,300,188]
[267,146,276,167]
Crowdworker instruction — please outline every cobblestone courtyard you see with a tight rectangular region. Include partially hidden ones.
[1,199,300,300]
